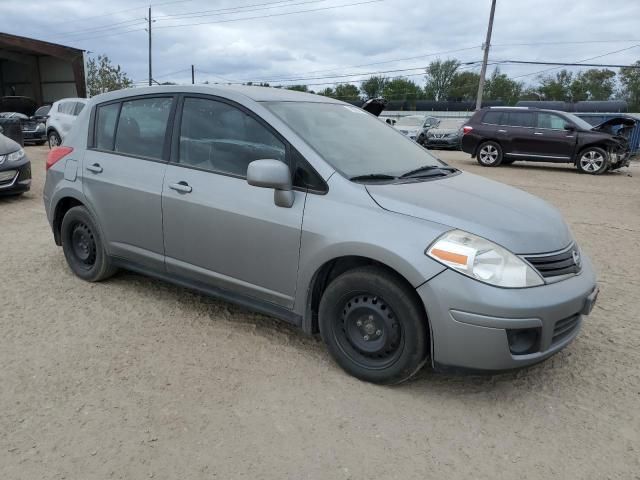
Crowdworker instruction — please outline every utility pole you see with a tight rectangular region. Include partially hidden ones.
[475,0,497,110]
[191,64,195,84]
[147,6,152,86]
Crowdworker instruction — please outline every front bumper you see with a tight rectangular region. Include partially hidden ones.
[425,137,461,149]
[22,130,47,143]
[0,158,31,195]
[417,254,598,372]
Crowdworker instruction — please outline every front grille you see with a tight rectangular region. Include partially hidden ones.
[525,245,581,279]
[552,315,581,344]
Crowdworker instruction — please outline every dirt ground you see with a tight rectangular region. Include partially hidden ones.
[1,145,639,479]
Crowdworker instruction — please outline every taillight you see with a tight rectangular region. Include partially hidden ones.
[46,146,73,170]
[463,126,473,135]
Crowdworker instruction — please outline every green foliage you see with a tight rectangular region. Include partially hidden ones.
[360,76,388,99]
[536,69,574,102]
[382,78,423,102]
[484,68,523,105]
[285,85,309,92]
[334,83,361,101]
[317,87,336,97]
[618,61,640,111]
[570,69,616,101]
[86,54,132,97]
[424,59,461,101]
[448,71,480,101]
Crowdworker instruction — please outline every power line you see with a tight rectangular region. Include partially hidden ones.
[154,0,387,29]
[154,0,302,20]
[488,60,640,68]
[511,44,640,79]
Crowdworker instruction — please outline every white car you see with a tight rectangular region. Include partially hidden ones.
[393,115,439,143]
[46,98,88,148]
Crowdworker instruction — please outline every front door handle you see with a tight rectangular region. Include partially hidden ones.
[534,132,544,136]
[86,163,103,173]
[169,181,192,194]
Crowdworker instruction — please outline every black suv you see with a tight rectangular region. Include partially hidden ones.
[461,107,635,174]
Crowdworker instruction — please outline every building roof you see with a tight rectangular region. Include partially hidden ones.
[0,32,84,60]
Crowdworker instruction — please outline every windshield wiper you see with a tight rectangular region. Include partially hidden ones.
[399,165,457,179]
[350,173,397,182]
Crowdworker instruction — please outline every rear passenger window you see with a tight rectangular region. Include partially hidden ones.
[114,97,173,160]
[504,112,534,128]
[95,103,120,150]
[58,102,75,114]
[73,102,85,116]
[178,97,286,177]
[482,111,503,124]
[537,113,566,129]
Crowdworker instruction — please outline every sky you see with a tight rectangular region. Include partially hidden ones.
[2,0,640,90]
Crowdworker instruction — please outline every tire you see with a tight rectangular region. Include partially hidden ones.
[476,141,503,167]
[60,206,117,282]
[318,266,429,385]
[48,130,61,149]
[576,147,608,175]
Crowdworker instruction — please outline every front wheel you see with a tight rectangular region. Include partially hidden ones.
[577,147,608,175]
[48,130,61,148]
[61,206,117,282]
[476,141,503,167]
[319,266,429,385]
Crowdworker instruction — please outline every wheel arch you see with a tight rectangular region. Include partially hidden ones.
[574,143,610,165]
[302,255,433,337]
[474,137,503,157]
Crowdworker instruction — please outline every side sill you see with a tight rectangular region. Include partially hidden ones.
[112,258,303,328]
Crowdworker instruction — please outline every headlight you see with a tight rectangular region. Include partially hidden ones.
[36,122,45,131]
[6,148,25,162]
[426,230,544,288]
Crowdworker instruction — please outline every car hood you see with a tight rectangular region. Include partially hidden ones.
[0,132,21,155]
[366,172,572,254]
[395,126,421,134]
[0,96,37,116]
[591,116,637,131]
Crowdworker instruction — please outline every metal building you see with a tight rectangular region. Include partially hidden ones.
[0,32,86,106]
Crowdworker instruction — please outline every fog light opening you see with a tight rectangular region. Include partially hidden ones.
[507,328,541,355]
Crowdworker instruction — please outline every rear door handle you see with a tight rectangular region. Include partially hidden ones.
[534,132,544,136]
[169,181,192,194]
[86,163,103,173]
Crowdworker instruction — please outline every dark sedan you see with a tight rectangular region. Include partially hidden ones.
[0,133,31,196]
[423,118,465,149]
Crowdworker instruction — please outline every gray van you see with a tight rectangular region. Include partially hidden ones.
[44,86,598,384]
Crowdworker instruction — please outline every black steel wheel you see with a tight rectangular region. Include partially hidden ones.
[61,206,117,282]
[319,266,429,384]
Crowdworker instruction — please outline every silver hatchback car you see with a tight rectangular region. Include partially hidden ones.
[44,86,598,384]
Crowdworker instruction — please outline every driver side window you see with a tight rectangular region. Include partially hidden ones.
[178,97,286,177]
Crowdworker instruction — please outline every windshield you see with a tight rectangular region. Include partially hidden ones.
[395,116,425,127]
[264,102,442,178]
[563,113,596,131]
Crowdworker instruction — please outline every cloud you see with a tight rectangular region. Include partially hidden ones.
[2,0,639,89]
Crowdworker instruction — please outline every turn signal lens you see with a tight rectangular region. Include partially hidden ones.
[46,146,73,170]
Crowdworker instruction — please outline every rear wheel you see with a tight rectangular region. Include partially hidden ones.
[477,141,503,167]
[61,206,117,282]
[319,266,429,385]
[577,147,608,175]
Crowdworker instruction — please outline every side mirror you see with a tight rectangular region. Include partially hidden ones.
[564,123,576,131]
[247,159,294,208]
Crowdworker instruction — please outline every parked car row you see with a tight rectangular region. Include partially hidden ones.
[0,96,87,148]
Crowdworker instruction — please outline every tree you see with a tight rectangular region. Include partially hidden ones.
[317,87,336,98]
[360,76,387,99]
[86,54,132,97]
[448,71,480,101]
[619,61,640,111]
[484,68,523,105]
[382,78,423,106]
[334,83,361,101]
[424,59,460,101]
[570,69,616,101]
[285,85,309,92]
[536,69,573,101]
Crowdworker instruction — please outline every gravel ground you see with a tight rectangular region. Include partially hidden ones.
[1,145,639,479]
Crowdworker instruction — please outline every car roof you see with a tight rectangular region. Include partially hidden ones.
[486,106,569,114]
[88,85,344,105]
[52,97,88,104]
